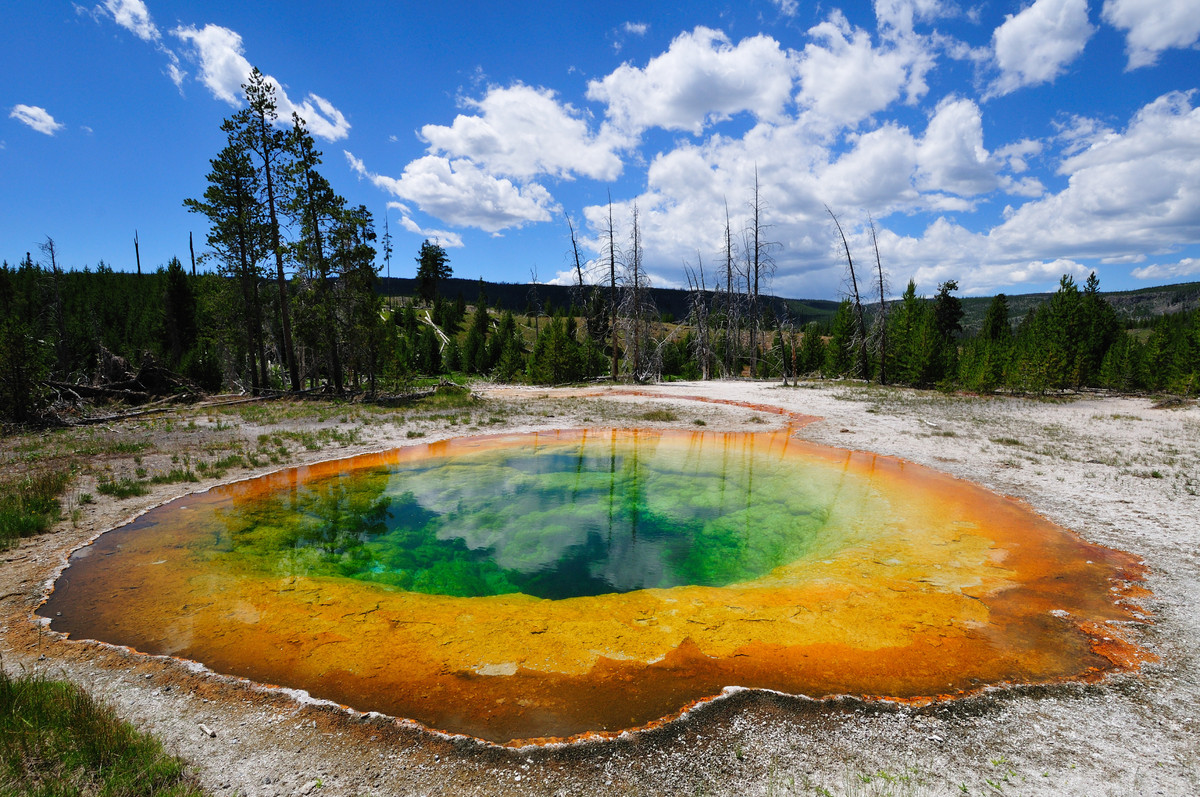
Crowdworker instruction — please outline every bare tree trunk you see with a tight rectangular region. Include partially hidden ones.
[723,199,736,378]
[630,204,641,380]
[827,206,869,379]
[607,193,618,381]
[750,169,760,376]
[686,253,712,380]
[869,214,888,385]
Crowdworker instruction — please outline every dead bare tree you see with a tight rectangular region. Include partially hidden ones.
[720,199,741,378]
[607,192,619,381]
[746,167,780,377]
[826,205,870,379]
[618,203,657,381]
[868,214,889,384]
[685,251,714,380]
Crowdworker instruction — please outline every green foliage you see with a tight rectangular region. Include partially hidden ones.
[414,240,451,303]
[0,468,71,549]
[0,669,202,797]
[823,300,854,377]
[796,322,825,375]
[527,313,600,384]
[0,318,51,423]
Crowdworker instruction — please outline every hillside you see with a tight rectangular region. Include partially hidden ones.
[381,276,1200,332]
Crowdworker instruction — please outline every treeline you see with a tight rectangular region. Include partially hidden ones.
[776,272,1200,395]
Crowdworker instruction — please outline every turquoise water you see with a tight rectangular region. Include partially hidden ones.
[208,431,864,599]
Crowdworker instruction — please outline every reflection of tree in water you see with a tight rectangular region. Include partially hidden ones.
[208,434,845,600]
[213,467,521,597]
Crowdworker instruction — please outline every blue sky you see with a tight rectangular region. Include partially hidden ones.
[4,0,1200,299]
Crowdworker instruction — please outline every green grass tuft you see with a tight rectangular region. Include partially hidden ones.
[96,478,150,499]
[0,668,204,797]
[0,469,72,550]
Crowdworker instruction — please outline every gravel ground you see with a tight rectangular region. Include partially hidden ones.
[2,381,1197,796]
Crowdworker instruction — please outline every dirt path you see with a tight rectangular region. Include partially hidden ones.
[2,382,1197,796]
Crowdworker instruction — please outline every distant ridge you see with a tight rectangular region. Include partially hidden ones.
[379,276,1200,331]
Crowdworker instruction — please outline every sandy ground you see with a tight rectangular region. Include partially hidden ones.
[2,381,1198,796]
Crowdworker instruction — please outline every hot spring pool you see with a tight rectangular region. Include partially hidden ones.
[41,428,1147,744]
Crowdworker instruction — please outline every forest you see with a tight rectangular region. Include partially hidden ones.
[2,69,1199,425]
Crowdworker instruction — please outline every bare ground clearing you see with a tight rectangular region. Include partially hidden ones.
[1,382,1197,796]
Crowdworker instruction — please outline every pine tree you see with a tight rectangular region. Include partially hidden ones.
[185,141,271,392]
[415,240,451,304]
[824,300,854,377]
[233,67,300,391]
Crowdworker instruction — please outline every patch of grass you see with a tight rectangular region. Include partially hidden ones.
[148,468,200,485]
[72,439,152,457]
[639,408,679,422]
[990,436,1023,446]
[96,478,149,499]
[406,430,426,439]
[693,419,707,426]
[0,468,73,549]
[0,669,203,797]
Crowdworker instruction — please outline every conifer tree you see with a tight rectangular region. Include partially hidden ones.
[233,67,300,391]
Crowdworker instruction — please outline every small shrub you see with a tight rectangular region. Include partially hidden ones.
[639,408,679,422]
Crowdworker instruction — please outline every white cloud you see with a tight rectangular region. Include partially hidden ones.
[796,11,934,134]
[396,214,465,249]
[98,0,188,88]
[874,0,949,35]
[587,27,796,136]
[172,24,248,104]
[772,0,800,17]
[915,97,998,196]
[420,83,624,181]
[9,105,65,136]
[623,22,649,36]
[1102,0,1200,69]
[1131,257,1200,280]
[993,91,1200,257]
[346,152,557,234]
[994,138,1043,173]
[879,92,1200,292]
[990,0,1094,96]
[172,24,350,141]
[103,0,158,41]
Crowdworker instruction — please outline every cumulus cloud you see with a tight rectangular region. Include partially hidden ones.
[10,105,65,136]
[878,92,1200,292]
[1131,257,1200,280]
[991,91,1200,258]
[796,11,934,134]
[347,152,557,234]
[989,0,1094,96]
[103,0,158,41]
[623,22,649,36]
[420,83,624,181]
[915,97,998,197]
[1102,0,1200,69]
[588,27,797,136]
[172,24,350,141]
[388,204,465,249]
